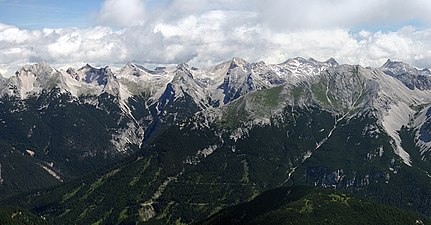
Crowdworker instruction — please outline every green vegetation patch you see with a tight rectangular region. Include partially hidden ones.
[0,207,51,225]
[311,78,330,106]
[220,98,247,128]
[299,199,313,213]
[329,193,350,205]
[290,86,304,102]
[249,86,283,107]
[199,186,431,225]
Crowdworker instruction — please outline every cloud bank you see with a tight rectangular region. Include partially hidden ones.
[1,0,431,76]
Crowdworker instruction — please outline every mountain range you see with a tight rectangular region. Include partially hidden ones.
[1,57,431,224]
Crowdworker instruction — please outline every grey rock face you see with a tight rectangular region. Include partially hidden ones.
[381,59,431,90]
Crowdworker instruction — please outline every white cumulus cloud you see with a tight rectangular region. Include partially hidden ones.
[96,0,146,27]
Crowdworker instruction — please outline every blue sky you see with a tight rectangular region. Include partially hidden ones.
[0,0,101,28]
[0,0,168,28]
[0,0,431,76]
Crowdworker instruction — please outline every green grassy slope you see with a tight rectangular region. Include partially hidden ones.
[199,186,431,225]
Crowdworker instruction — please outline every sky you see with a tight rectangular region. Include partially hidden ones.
[1,0,431,76]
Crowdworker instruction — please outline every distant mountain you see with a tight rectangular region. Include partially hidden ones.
[381,59,431,90]
[1,57,431,224]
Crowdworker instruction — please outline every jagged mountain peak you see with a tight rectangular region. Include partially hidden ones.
[4,58,430,107]
[176,63,191,71]
[122,62,148,71]
[381,58,404,66]
[282,57,336,67]
[231,56,247,64]
[381,59,409,71]
[423,68,431,74]
[282,56,311,64]
[380,59,430,76]
[119,62,170,81]
[229,57,248,70]
[8,62,62,98]
[172,63,196,81]
[73,64,112,86]
[156,64,209,113]
[121,62,139,72]
[125,61,136,68]
[325,57,339,66]
[83,63,93,68]
[300,56,317,62]
[76,63,95,74]
[78,63,97,72]
[271,57,337,81]
[381,59,431,90]
[77,64,111,74]
[250,60,266,69]
[119,62,152,77]
[16,61,56,77]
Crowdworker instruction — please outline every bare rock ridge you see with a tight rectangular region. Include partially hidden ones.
[0,57,430,169]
